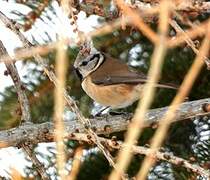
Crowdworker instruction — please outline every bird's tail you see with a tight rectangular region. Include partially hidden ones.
[156,83,178,90]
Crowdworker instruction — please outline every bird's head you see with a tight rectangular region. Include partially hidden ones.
[74,51,105,80]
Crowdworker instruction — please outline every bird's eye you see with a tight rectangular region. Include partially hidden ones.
[81,61,88,66]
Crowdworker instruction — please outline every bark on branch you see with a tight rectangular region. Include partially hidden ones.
[0,98,209,148]
[0,41,31,123]
[66,133,210,178]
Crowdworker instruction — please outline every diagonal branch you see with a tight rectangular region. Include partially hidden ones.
[0,10,119,177]
[170,20,210,69]
[0,41,31,123]
[137,22,210,180]
[109,1,170,179]
[0,17,209,64]
[21,143,49,180]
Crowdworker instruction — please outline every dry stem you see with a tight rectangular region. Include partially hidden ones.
[137,22,210,180]
[67,147,83,180]
[66,133,210,178]
[109,1,170,179]
[170,20,210,68]
[22,143,49,180]
[0,97,210,148]
[0,41,31,123]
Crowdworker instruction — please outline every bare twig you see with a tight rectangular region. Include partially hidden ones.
[136,22,210,180]
[109,1,170,179]
[168,19,209,48]
[21,143,49,180]
[66,133,210,178]
[0,17,208,64]
[114,0,158,44]
[170,20,210,68]
[0,41,31,123]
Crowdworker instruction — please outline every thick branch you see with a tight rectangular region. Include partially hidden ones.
[0,98,210,148]
[0,41,31,123]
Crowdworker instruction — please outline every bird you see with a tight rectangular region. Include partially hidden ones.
[74,50,177,109]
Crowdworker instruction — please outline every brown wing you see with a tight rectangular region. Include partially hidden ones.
[90,54,148,85]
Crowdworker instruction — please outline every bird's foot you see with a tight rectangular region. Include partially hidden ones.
[109,111,126,116]
[92,106,110,117]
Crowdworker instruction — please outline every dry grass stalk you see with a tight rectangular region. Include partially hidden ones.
[114,0,158,44]
[67,147,83,180]
[136,22,210,180]
[10,168,23,180]
[170,19,210,68]
[109,1,170,179]
[54,37,68,180]
[53,0,71,179]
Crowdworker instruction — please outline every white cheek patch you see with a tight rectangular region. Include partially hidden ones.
[92,55,105,72]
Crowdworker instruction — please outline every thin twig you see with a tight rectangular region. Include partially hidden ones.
[0,41,31,123]
[21,143,49,180]
[168,19,209,48]
[170,20,210,68]
[0,43,57,63]
[65,133,210,178]
[136,22,210,180]
[114,0,158,44]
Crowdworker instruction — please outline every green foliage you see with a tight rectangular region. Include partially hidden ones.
[77,151,110,180]
[0,86,21,129]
